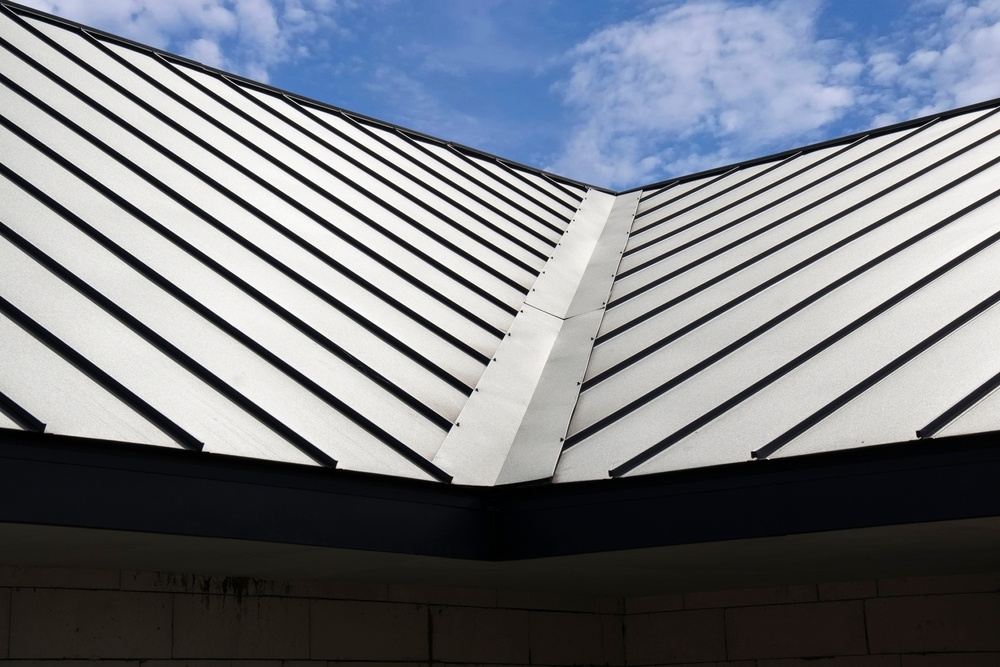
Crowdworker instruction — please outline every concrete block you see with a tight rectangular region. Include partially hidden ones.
[867,593,1000,653]
[684,584,818,609]
[0,588,9,659]
[1,662,142,667]
[389,583,496,607]
[758,658,900,667]
[901,653,1000,666]
[121,571,285,597]
[0,566,120,590]
[282,578,389,601]
[726,600,867,660]
[173,593,309,659]
[818,581,878,601]
[310,599,427,661]
[877,572,1000,597]
[529,611,624,666]
[121,570,389,602]
[624,593,684,615]
[625,608,726,666]
[431,605,529,664]
[9,589,171,658]
[497,588,603,612]
[596,596,625,615]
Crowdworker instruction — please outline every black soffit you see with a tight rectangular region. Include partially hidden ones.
[1,427,999,561]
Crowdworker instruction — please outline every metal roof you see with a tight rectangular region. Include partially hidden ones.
[3,1,1000,486]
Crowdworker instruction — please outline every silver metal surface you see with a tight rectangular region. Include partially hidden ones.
[433,190,632,485]
[4,2,1000,486]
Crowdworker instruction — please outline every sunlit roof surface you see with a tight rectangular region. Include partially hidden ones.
[3,1,1000,485]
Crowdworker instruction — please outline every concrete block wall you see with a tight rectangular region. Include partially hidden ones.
[623,573,1000,666]
[0,566,625,666]
[0,567,998,665]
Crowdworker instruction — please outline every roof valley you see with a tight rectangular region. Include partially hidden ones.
[431,190,640,485]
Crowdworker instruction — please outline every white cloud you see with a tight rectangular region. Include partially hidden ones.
[17,0,347,82]
[552,0,1000,188]
[364,66,484,146]
[550,0,859,188]
[864,0,1000,123]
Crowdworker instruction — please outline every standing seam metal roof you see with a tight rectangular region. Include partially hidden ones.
[3,1,1000,485]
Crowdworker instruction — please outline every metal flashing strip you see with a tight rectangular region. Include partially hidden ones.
[433,191,640,485]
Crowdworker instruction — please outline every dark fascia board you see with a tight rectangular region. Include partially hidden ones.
[0,0,609,195]
[2,427,999,561]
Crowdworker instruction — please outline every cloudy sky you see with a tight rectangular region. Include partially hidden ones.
[17,0,1000,189]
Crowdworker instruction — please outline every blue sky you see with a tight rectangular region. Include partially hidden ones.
[18,0,1000,189]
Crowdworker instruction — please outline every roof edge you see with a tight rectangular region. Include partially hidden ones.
[2,427,998,561]
[0,0,610,194]
[619,96,1000,194]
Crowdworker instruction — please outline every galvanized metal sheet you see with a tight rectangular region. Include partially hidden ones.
[6,2,1000,487]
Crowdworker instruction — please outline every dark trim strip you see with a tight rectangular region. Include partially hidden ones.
[0,2,600,194]
[918,370,1000,439]
[443,143,570,222]
[620,100,1000,196]
[493,157,580,212]
[614,118,948,287]
[300,100,561,248]
[0,390,45,432]
[602,108,1000,335]
[611,192,1000,476]
[210,74,546,268]
[0,75,486,377]
[627,138,868,256]
[181,69,552,266]
[631,167,739,227]
[0,74,471,396]
[587,148,1000,389]
[0,23,513,330]
[392,127,566,236]
[0,209,346,467]
[637,179,680,202]
[0,296,203,451]
[121,46,536,289]
[752,286,1000,460]
[571,184,1000,451]
[632,150,803,228]
[539,170,585,204]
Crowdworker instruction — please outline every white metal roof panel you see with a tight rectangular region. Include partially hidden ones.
[558,107,1000,482]
[4,1,1000,486]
